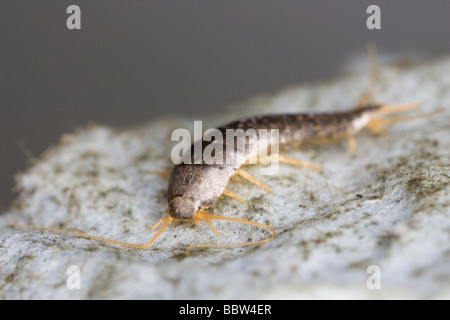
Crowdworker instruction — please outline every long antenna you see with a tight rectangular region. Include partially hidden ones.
[8,215,174,249]
[358,41,380,107]
[185,211,276,255]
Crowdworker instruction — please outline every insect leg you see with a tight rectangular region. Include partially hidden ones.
[147,170,171,178]
[258,153,321,171]
[223,189,246,203]
[147,213,170,230]
[235,169,272,193]
[230,175,242,182]
[186,211,276,255]
[347,136,357,152]
[278,155,322,171]
[204,218,222,235]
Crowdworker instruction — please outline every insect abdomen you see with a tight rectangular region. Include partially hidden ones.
[222,105,380,150]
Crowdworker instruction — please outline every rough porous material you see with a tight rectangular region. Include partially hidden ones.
[1,56,449,299]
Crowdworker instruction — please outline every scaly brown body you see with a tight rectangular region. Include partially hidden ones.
[167,105,381,220]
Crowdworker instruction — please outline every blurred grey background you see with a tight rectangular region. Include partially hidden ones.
[1,0,449,210]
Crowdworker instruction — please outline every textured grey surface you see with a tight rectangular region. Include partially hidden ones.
[1,56,449,299]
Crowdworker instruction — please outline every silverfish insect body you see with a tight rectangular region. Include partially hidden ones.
[167,105,381,221]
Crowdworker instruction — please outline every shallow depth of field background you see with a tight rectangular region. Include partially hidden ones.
[1,0,449,210]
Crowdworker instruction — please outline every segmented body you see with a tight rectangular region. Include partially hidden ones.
[167,105,381,219]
